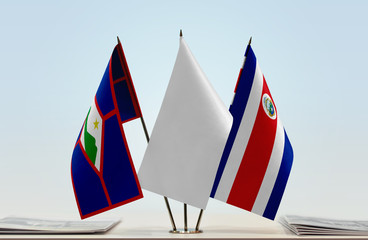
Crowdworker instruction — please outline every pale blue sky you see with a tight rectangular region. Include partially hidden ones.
[0,0,368,222]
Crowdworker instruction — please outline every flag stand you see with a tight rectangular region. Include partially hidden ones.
[168,203,203,234]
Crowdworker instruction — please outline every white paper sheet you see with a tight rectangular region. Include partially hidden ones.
[0,216,119,234]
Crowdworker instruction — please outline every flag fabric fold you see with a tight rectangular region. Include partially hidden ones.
[211,45,293,220]
[71,41,143,219]
[138,37,232,210]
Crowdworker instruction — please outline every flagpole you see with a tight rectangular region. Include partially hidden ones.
[184,203,188,232]
[195,209,203,231]
[116,36,177,232]
[164,195,177,231]
[245,36,252,57]
[231,36,253,106]
[140,117,150,143]
[139,113,177,232]
[180,29,204,234]
[179,29,190,233]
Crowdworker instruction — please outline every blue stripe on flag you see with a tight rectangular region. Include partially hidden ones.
[114,80,138,122]
[102,115,141,205]
[96,63,115,116]
[263,129,293,220]
[210,46,257,198]
[71,143,109,216]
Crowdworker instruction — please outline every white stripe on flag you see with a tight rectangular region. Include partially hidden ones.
[251,118,285,215]
[80,122,86,150]
[214,63,264,202]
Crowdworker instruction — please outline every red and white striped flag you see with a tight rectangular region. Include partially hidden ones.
[211,45,293,220]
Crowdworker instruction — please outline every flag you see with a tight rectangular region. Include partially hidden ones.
[138,36,232,209]
[211,45,293,220]
[71,40,143,219]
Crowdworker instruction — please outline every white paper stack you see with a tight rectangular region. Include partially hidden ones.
[0,216,119,234]
[280,215,368,236]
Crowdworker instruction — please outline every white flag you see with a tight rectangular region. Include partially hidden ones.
[138,37,232,209]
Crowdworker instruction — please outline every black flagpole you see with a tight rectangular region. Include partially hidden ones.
[139,115,177,232]
[231,36,252,106]
[195,209,203,231]
[180,29,190,233]
[180,29,204,234]
[116,36,177,232]
[184,203,188,232]
[245,36,252,57]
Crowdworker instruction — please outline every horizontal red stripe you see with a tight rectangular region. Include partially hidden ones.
[227,76,278,211]
[113,76,127,84]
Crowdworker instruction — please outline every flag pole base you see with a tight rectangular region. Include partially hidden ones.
[169,229,203,234]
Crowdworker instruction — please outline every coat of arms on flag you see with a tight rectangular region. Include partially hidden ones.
[71,39,143,219]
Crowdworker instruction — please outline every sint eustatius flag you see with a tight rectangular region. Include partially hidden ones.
[71,41,143,219]
[211,45,293,220]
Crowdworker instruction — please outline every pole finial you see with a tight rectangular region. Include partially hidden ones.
[180,29,183,37]
[248,36,252,46]
[117,36,121,44]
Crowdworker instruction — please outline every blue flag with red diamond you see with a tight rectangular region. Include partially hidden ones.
[71,40,143,219]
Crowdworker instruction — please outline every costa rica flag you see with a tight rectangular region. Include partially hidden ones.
[71,40,143,219]
[211,44,293,220]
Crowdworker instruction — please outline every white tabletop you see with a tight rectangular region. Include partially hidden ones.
[0,212,367,239]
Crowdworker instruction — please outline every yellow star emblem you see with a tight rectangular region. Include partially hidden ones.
[93,119,99,129]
